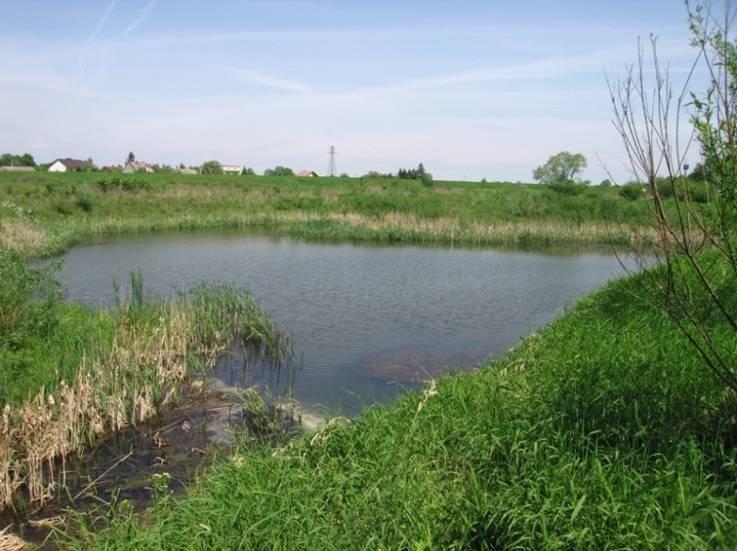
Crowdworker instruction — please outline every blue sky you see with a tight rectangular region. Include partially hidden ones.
[0,1,704,181]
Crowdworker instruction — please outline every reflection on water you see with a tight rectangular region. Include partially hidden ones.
[50,232,640,414]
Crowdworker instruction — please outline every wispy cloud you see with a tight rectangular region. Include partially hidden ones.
[88,0,119,42]
[79,0,119,78]
[224,66,312,93]
[124,0,158,36]
[316,45,693,105]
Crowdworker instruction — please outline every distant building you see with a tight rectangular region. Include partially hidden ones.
[177,168,198,175]
[222,165,242,175]
[0,166,35,172]
[296,170,319,177]
[123,161,154,173]
[48,158,86,172]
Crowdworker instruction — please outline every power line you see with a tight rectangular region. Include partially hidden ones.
[328,145,336,177]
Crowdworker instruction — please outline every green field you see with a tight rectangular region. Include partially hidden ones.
[0,172,659,256]
[66,255,737,549]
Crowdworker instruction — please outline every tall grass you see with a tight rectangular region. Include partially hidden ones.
[0,249,285,511]
[68,257,737,549]
[0,172,662,256]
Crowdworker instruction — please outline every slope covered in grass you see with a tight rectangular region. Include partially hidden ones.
[77,263,737,549]
[0,172,659,256]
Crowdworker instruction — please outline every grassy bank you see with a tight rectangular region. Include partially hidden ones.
[74,259,737,549]
[0,248,284,511]
[0,172,660,256]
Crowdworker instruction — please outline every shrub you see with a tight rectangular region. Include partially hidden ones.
[96,176,150,193]
[0,248,60,350]
[547,181,586,195]
[619,183,645,200]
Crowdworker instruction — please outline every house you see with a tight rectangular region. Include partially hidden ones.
[123,161,154,173]
[222,165,242,175]
[48,158,86,172]
[177,168,198,175]
[296,170,319,177]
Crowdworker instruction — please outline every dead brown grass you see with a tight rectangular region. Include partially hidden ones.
[0,303,231,511]
[0,222,46,256]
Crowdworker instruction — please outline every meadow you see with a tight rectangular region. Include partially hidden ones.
[0,172,660,257]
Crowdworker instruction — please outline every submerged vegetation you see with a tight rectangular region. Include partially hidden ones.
[0,171,665,257]
[69,259,737,549]
[0,248,284,511]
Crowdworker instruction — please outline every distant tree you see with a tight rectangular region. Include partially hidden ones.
[619,182,645,200]
[264,166,294,177]
[201,160,223,175]
[533,151,587,185]
[19,153,35,167]
[418,163,433,186]
[127,151,135,163]
[481,178,488,184]
[81,157,97,171]
[599,178,613,187]
[339,172,349,178]
[687,162,708,182]
[0,152,36,167]
[241,167,256,176]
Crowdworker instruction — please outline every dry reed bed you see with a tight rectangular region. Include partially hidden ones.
[46,211,649,251]
[0,291,278,512]
[2,207,652,260]
[0,221,47,257]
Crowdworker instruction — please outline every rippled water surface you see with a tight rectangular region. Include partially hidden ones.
[51,233,638,413]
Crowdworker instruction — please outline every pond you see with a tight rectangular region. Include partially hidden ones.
[51,232,640,415]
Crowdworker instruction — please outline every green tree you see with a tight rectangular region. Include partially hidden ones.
[532,151,587,184]
[127,151,135,163]
[200,160,223,175]
[264,166,293,177]
[0,153,36,167]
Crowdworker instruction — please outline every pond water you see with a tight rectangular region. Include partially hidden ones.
[51,232,640,415]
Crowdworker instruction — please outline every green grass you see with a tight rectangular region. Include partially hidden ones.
[69,258,737,549]
[0,172,660,256]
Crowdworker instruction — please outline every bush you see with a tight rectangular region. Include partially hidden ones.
[656,178,709,203]
[547,181,586,195]
[0,248,60,350]
[75,190,94,212]
[619,183,645,200]
[96,176,150,193]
